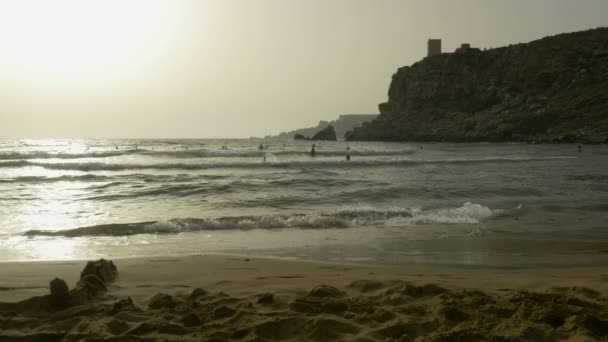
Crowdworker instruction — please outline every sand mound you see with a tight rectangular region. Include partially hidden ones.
[1,263,608,341]
[0,258,117,314]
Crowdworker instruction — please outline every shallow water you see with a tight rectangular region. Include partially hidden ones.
[0,139,607,265]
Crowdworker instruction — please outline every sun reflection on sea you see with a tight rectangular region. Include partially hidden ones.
[18,138,90,154]
[0,139,115,259]
[11,180,97,232]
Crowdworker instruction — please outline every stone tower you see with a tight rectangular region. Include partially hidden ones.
[427,39,442,57]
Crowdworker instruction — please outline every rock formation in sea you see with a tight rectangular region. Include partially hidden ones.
[272,114,378,140]
[346,27,608,143]
[311,125,337,141]
[292,125,338,141]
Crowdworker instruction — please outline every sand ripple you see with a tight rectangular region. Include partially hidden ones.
[1,278,608,341]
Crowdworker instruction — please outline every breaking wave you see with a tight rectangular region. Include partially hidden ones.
[0,149,416,160]
[0,174,112,183]
[23,203,502,237]
[0,151,127,160]
[0,156,576,171]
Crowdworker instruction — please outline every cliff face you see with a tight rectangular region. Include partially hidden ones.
[346,28,608,143]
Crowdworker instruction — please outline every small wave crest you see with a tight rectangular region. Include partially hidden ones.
[0,151,126,160]
[0,174,112,183]
[0,149,415,160]
[0,156,577,171]
[23,203,502,237]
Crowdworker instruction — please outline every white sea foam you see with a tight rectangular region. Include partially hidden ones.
[23,203,502,238]
[388,202,501,226]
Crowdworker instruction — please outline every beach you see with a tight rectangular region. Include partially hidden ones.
[1,255,608,341]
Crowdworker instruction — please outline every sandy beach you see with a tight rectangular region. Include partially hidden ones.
[1,254,607,341]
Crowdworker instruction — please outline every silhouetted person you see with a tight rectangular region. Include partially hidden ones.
[346,146,351,161]
[578,145,582,152]
[310,144,316,157]
[258,144,264,150]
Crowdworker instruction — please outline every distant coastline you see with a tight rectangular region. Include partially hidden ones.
[268,114,378,140]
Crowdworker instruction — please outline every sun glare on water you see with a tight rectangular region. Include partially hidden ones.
[0,0,183,88]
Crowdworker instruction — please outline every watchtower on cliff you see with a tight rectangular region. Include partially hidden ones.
[427,39,442,57]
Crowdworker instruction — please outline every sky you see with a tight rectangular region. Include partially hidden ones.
[0,0,606,139]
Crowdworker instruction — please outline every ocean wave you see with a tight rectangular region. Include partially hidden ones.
[0,173,233,186]
[0,174,113,183]
[0,151,127,160]
[142,149,418,158]
[23,203,502,237]
[0,149,415,160]
[0,156,577,171]
[565,174,608,182]
[83,183,234,201]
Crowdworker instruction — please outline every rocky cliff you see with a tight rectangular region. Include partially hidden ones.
[272,114,378,140]
[346,28,608,143]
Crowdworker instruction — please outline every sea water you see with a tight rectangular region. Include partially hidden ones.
[0,139,607,265]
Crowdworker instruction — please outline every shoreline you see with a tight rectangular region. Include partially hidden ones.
[2,253,608,303]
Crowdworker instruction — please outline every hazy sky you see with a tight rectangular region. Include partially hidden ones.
[0,0,606,139]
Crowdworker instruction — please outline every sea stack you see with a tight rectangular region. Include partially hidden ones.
[312,125,337,141]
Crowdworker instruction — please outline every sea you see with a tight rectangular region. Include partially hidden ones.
[1,139,607,266]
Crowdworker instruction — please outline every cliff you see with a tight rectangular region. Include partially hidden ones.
[272,114,378,140]
[346,28,608,143]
